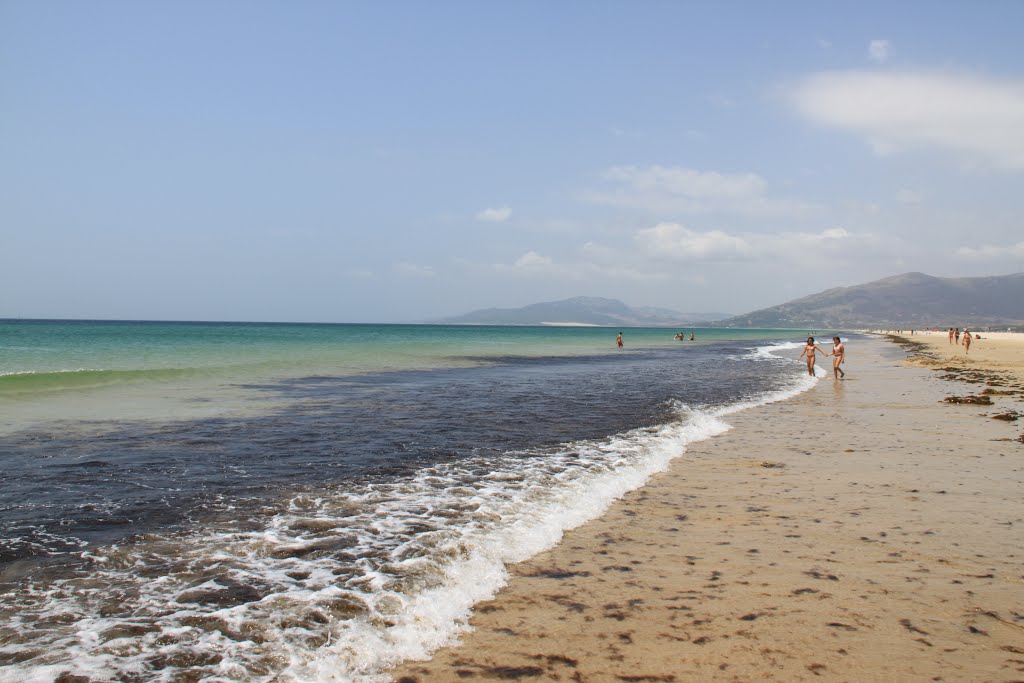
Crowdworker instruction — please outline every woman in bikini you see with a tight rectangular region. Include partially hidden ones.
[799,336,824,376]
[829,336,845,378]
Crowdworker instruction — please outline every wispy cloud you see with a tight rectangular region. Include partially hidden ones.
[492,249,668,282]
[582,164,818,216]
[868,39,891,64]
[635,223,883,268]
[476,206,512,222]
[636,223,753,261]
[394,262,436,278]
[513,250,552,269]
[790,70,1024,170]
[955,241,1024,260]
[477,222,899,293]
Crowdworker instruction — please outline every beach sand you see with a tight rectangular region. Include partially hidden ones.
[388,335,1024,682]
[895,330,1024,377]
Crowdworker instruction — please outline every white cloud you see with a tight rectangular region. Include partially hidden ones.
[476,206,512,222]
[772,227,851,255]
[492,250,560,276]
[478,224,896,294]
[955,241,1024,260]
[580,241,620,264]
[584,165,817,216]
[394,262,436,277]
[868,39,891,64]
[636,223,753,261]
[513,250,553,268]
[634,223,881,268]
[790,70,1024,170]
[492,249,667,282]
[605,165,765,199]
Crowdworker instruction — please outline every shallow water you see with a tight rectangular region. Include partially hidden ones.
[0,321,829,682]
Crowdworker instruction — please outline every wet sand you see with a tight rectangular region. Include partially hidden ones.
[389,335,1024,682]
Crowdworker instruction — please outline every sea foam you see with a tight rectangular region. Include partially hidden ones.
[0,343,814,683]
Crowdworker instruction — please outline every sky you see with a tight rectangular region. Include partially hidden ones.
[3,1,1024,323]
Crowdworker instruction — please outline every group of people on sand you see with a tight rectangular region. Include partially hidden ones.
[947,327,974,354]
[800,336,845,379]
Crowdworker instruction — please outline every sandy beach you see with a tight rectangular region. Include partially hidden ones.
[389,334,1024,682]
[894,330,1024,376]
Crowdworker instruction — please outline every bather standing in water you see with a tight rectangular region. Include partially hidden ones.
[799,336,824,376]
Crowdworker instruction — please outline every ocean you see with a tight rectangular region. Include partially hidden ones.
[0,320,830,682]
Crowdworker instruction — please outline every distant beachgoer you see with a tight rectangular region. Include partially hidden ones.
[799,336,824,377]
[828,336,845,379]
[689,332,695,341]
[948,328,954,344]
[955,327,960,344]
[962,329,972,354]
[616,332,624,349]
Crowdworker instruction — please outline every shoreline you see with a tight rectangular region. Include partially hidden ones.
[389,334,1024,682]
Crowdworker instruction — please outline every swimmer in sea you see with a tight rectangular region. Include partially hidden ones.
[828,336,845,379]
[616,331,624,349]
[799,336,824,377]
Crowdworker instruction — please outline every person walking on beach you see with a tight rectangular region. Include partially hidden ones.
[962,328,972,354]
[799,336,824,376]
[948,327,954,344]
[616,331,624,349]
[828,336,845,379]
[955,327,960,344]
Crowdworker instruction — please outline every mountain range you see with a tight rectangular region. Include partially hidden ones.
[436,296,728,327]
[716,272,1024,329]
[437,272,1024,329]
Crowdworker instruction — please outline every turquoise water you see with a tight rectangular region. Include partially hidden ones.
[0,319,828,682]
[0,319,803,398]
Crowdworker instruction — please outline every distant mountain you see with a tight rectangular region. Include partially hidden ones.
[717,272,1024,329]
[437,296,730,327]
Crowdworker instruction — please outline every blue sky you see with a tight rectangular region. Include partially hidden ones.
[3,1,1023,322]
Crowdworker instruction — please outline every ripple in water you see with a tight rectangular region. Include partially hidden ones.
[0,342,812,682]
